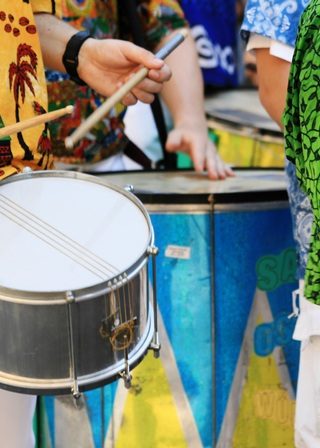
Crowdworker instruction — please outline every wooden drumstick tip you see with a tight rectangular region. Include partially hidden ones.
[65,136,73,149]
[179,29,189,39]
[65,105,74,115]
[64,107,75,148]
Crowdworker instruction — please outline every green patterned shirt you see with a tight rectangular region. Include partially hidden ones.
[284,0,320,303]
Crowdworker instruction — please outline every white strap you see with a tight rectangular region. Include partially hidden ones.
[288,288,300,319]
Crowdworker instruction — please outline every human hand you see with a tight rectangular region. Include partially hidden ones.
[165,123,234,180]
[77,38,172,105]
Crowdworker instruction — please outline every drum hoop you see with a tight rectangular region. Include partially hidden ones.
[0,256,148,304]
[0,170,154,301]
[207,118,284,143]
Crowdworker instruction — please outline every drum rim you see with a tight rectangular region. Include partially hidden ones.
[96,169,288,204]
[0,257,149,304]
[0,170,154,301]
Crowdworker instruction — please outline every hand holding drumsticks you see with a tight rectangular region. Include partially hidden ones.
[0,32,186,144]
[65,31,188,149]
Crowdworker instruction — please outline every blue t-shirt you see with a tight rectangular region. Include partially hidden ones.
[181,0,238,87]
[241,0,310,47]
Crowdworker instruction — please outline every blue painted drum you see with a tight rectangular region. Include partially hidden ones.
[36,170,299,448]
[213,189,299,447]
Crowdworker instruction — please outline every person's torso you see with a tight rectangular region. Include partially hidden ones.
[0,1,52,180]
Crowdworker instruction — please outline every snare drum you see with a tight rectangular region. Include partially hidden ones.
[0,171,156,395]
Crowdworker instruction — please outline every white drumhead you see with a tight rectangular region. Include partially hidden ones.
[0,173,151,292]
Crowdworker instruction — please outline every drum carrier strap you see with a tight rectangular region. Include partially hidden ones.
[118,0,177,170]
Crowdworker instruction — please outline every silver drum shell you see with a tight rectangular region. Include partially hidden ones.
[0,260,153,395]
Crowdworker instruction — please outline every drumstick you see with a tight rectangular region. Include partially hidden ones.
[65,30,188,149]
[0,105,74,138]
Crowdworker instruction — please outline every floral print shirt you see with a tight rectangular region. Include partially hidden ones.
[241,0,310,47]
[0,0,61,180]
[47,0,187,166]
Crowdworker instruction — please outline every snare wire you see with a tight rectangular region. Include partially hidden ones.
[0,193,120,280]
[117,287,123,324]
[128,276,134,321]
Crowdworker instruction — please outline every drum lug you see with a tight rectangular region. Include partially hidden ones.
[124,184,134,193]
[148,245,161,358]
[147,245,159,256]
[121,371,132,389]
[65,291,80,400]
[66,290,75,304]
[72,392,84,409]
[22,166,33,174]
[119,347,132,389]
[72,387,81,402]
[149,332,161,358]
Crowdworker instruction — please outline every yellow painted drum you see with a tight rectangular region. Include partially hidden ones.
[205,89,285,168]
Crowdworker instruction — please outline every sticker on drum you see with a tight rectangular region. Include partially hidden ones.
[0,171,157,395]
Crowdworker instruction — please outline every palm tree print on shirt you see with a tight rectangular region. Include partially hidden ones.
[9,43,38,160]
[33,101,52,169]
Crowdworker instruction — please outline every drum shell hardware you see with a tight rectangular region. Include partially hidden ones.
[0,171,157,395]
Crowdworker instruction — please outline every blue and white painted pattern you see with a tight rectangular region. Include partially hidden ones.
[241,0,310,46]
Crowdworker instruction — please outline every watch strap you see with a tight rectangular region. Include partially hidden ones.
[62,30,92,86]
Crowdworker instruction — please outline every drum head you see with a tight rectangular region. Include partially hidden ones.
[0,171,151,293]
[205,89,281,134]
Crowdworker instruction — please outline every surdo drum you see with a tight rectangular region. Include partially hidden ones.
[0,171,159,396]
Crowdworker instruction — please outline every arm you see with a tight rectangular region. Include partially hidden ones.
[34,13,171,105]
[255,48,291,129]
[157,29,234,180]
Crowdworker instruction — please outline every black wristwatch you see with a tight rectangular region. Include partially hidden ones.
[62,30,92,86]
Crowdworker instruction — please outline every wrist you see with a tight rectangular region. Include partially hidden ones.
[62,30,92,85]
[175,116,207,132]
